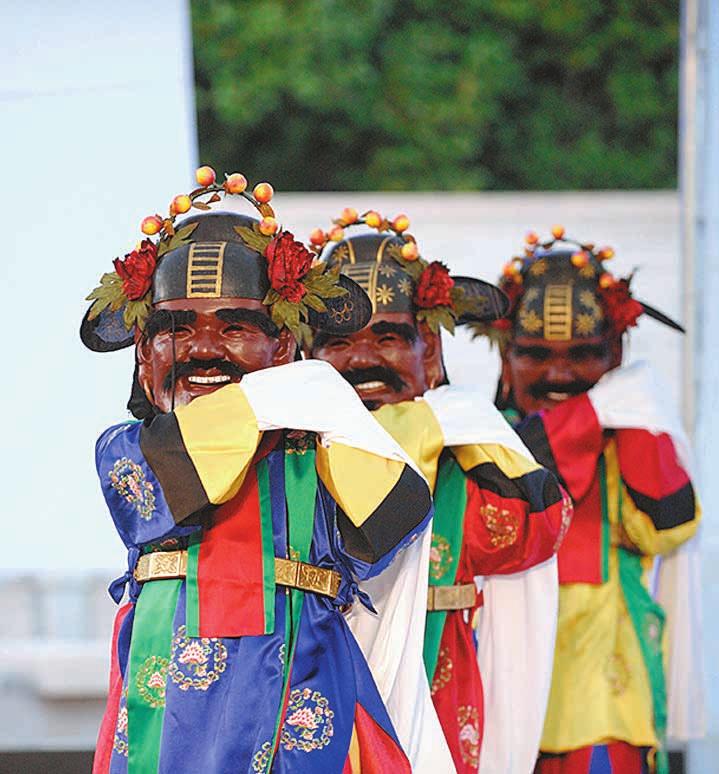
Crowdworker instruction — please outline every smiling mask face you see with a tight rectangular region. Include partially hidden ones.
[137,297,296,413]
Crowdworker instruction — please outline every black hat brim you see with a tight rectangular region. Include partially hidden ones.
[639,301,685,334]
[80,305,135,352]
[307,274,373,334]
[452,276,510,324]
[81,273,373,352]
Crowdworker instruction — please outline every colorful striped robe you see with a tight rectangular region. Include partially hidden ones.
[374,397,570,773]
[514,392,700,771]
[92,381,433,774]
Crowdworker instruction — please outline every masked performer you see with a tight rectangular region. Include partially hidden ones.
[81,171,445,774]
[307,209,572,774]
[472,226,701,774]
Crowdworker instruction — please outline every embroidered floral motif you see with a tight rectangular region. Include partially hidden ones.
[429,534,453,580]
[142,537,184,554]
[431,647,454,695]
[279,643,286,666]
[280,687,335,753]
[481,504,519,548]
[457,705,480,768]
[605,652,630,695]
[169,625,228,691]
[113,686,129,757]
[644,612,663,654]
[109,457,156,521]
[285,430,316,455]
[553,493,573,552]
[136,655,169,708]
[252,740,273,772]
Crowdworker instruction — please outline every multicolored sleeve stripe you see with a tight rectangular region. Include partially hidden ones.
[372,399,445,490]
[316,442,432,571]
[139,383,262,524]
[615,428,700,550]
[515,393,604,502]
[453,442,572,572]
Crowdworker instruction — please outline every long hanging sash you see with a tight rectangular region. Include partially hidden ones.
[265,442,319,771]
[185,463,276,638]
[126,579,182,774]
[423,454,467,682]
[600,455,668,774]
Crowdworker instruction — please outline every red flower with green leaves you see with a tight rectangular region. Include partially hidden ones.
[415,261,454,309]
[264,231,313,303]
[600,278,644,334]
[113,240,157,300]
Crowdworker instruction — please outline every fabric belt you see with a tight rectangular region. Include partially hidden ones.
[426,583,477,611]
[133,550,341,599]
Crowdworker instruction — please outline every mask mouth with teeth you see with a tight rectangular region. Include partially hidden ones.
[528,380,596,402]
[339,366,408,410]
[162,358,247,392]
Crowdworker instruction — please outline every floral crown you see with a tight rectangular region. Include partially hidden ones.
[472,224,645,346]
[85,166,348,344]
[309,208,481,334]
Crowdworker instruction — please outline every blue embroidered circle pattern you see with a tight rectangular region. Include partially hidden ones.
[109,457,156,521]
[280,687,334,753]
[113,686,129,758]
[169,625,228,691]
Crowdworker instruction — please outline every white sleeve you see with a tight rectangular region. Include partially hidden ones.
[239,360,419,472]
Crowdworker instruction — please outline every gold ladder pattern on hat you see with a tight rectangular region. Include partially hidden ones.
[544,284,573,341]
[186,241,227,298]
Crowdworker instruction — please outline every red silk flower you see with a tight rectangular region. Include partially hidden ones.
[600,278,644,335]
[415,261,455,309]
[265,231,313,303]
[113,240,157,300]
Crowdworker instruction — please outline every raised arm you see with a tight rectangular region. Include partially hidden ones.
[96,384,263,546]
[614,428,700,555]
[452,442,570,574]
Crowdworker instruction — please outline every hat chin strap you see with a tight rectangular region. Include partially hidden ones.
[170,311,177,412]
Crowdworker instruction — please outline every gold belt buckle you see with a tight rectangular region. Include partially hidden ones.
[274,558,341,599]
[135,551,341,600]
[427,583,477,611]
[134,550,188,583]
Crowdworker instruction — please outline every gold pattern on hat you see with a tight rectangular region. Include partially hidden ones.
[544,284,573,340]
[398,277,413,296]
[332,243,351,266]
[575,312,597,336]
[343,263,378,312]
[376,283,395,306]
[186,242,226,298]
[529,259,547,276]
[519,307,543,334]
[376,236,394,264]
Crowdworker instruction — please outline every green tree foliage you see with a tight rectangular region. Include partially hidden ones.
[192,0,678,190]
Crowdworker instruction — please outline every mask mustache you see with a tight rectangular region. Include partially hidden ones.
[528,380,595,399]
[163,358,247,392]
[341,366,407,394]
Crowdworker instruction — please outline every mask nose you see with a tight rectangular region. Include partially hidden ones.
[545,360,574,385]
[188,327,225,361]
[347,342,381,370]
